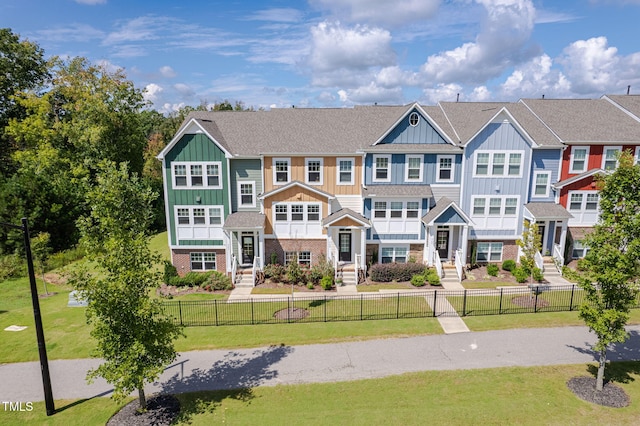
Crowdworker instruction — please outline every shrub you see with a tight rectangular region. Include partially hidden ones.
[0,254,26,281]
[307,282,314,290]
[46,246,85,270]
[426,272,440,286]
[263,263,285,282]
[410,274,426,287]
[369,262,426,282]
[512,267,528,283]
[286,261,303,284]
[487,263,499,276]
[501,259,516,272]
[320,275,333,290]
[163,260,178,283]
[168,271,212,287]
[269,252,278,265]
[206,270,232,290]
[310,254,334,284]
[532,267,544,283]
[562,266,581,282]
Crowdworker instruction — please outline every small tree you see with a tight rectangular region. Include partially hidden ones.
[516,220,542,284]
[31,232,51,295]
[577,151,640,391]
[70,161,182,410]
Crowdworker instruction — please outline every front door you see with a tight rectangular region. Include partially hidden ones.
[436,230,449,260]
[241,235,254,264]
[339,232,352,262]
[537,222,546,252]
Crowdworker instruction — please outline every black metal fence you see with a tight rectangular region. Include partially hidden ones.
[160,285,640,327]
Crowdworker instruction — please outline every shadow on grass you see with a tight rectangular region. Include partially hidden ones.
[160,344,293,423]
[586,361,640,385]
[54,389,113,414]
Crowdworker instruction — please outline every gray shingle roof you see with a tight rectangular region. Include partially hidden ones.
[321,208,371,227]
[605,94,640,121]
[524,203,573,220]
[223,212,266,229]
[362,185,433,198]
[520,98,640,143]
[421,197,469,225]
[363,143,462,153]
[259,180,335,200]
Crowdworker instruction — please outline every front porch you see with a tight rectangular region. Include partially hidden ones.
[322,208,371,284]
[523,203,573,271]
[223,212,266,283]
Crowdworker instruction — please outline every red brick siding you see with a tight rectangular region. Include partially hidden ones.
[467,240,518,263]
[265,238,327,265]
[172,249,226,276]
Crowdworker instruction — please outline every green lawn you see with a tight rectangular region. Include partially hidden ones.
[4,362,640,425]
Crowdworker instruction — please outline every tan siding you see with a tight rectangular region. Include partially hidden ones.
[331,217,363,228]
[264,156,362,195]
[263,186,329,235]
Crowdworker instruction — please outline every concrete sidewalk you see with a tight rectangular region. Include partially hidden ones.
[2,325,639,402]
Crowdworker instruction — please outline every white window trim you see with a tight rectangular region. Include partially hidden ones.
[436,155,455,183]
[273,202,322,223]
[569,146,590,174]
[470,196,520,217]
[472,151,523,178]
[273,158,291,185]
[476,242,503,262]
[175,205,225,226]
[190,252,217,271]
[285,251,311,266]
[305,158,324,185]
[567,190,599,212]
[336,157,355,185]
[635,147,640,165]
[238,181,256,208]
[171,161,222,189]
[532,171,551,198]
[404,155,423,182]
[373,154,392,183]
[379,245,409,263]
[601,146,621,171]
[371,200,421,220]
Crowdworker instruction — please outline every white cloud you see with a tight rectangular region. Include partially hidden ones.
[420,0,538,85]
[36,24,104,42]
[95,59,121,74]
[174,83,195,98]
[557,37,620,94]
[143,83,163,104]
[103,16,177,46]
[336,82,404,104]
[160,102,186,114]
[159,66,177,78]
[310,0,440,27]
[499,54,571,99]
[422,83,464,104]
[246,8,304,23]
[310,21,395,72]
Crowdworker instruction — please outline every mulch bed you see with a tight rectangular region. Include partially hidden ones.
[254,280,335,292]
[157,284,232,297]
[510,295,550,308]
[273,307,310,320]
[567,376,630,408]
[465,265,549,285]
[107,394,180,426]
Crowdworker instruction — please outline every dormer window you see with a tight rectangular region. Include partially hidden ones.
[409,112,420,127]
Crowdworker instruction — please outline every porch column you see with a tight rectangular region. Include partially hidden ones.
[427,225,436,266]
[360,228,366,265]
[559,222,568,261]
[258,231,265,267]
[223,230,232,273]
[461,225,469,266]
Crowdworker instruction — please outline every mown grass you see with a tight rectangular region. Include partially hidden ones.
[3,362,640,425]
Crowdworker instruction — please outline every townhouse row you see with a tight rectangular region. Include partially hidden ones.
[157,95,640,282]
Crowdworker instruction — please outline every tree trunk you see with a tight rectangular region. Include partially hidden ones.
[138,387,147,411]
[596,348,607,391]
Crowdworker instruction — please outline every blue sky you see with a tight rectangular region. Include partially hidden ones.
[2,0,640,112]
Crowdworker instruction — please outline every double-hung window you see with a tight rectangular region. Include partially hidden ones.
[193,208,206,224]
[508,153,522,175]
[306,158,323,184]
[307,205,320,221]
[570,147,589,173]
[190,253,216,271]
[381,246,408,264]
[473,198,486,215]
[533,171,550,197]
[405,155,422,181]
[474,152,523,177]
[406,202,419,218]
[291,204,304,221]
[274,203,321,222]
[374,201,387,218]
[208,207,222,225]
[475,153,489,175]
[572,241,589,259]
[177,208,190,224]
[190,165,203,186]
[337,158,354,185]
[488,198,502,215]
[390,202,403,218]
[275,205,288,221]
[569,192,599,211]
[492,154,505,175]
[174,165,187,186]
[273,158,290,184]
[207,164,220,186]
[437,156,454,182]
[172,162,222,189]
[476,242,503,262]
[238,182,256,208]
[373,155,391,182]
[472,197,518,216]
[602,147,621,171]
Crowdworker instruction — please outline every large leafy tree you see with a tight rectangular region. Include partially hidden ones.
[578,151,640,391]
[70,161,182,410]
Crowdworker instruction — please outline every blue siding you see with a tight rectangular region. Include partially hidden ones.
[529,149,561,202]
[435,207,466,224]
[365,153,462,185]
[381,109,450,145]
[373,234,420,240]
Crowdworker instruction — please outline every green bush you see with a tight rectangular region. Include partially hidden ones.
[307,282,314,290]
[46,246,85,270]
[532,267,544,283]
[309,254,334,284]
[512,267,528,283]
[562,266,581,282]
[205,270,233,290]
[168,271,211,287]
[287,261,303,284]
[270,252,278,265]
[501,259,516,272]
[0,254,26,281]
[487,263,499,276]
[163,260,179,283]
[263,263,285,282]
[320,275,334,290]
[426,272,440,286]
[410,274,426,287]
[369,262,427,282]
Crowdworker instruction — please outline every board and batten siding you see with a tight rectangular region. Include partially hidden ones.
[230,159,262,212]
[263,156,362,195]
[529,149,561,202]
[164,133,229,246]
[364,153,462,185]
[461,120,533,238]
[380,109,450,145]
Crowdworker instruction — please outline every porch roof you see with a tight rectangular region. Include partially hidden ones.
[569,226,593,241]
[222,212,266,230]
[421,197,471,226]
[552,168,608,190]
[259,180,335,200]
[362,184,433,198]
[322,208,371,228]
[524,203,573,220]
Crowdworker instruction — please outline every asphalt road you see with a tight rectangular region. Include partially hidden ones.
[1,325,639,402]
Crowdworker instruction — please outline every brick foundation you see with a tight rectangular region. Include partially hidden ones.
[172,249,227,276]
[265,238,327,265]
[466,239,518,264]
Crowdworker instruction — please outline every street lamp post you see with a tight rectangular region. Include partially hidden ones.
[1,218,55,415]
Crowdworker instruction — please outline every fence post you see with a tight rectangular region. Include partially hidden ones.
[251,298,254,325]
[462,289,467,317]
[534,287,539,313]
[324,295,327,322]
[433,290,437,317]
[499,288,503,315]
[287,297,291,323]
[360,294,363,321]
[396,292,400,319]
[214,299,218,326]
[178,301,183,326]
[569,285,575,311]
